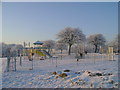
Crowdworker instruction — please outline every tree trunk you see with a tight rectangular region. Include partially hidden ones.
[68,44,72,55]
[94,45,98,53]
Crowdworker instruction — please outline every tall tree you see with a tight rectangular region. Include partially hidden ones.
[57,27,86,55]
[87,34,106,53]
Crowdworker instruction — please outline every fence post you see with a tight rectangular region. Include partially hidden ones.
[6,48,11,72]
[56,57,57,67]
[7,56,10,72]
[14,57,16,71]
[20,53,22,66]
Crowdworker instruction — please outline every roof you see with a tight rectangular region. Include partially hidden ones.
[33,41,44,45]
[34,47,47,49]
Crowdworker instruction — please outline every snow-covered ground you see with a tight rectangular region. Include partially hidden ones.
[1,53,119,88]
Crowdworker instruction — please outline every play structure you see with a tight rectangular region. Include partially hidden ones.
[24,41,53,60]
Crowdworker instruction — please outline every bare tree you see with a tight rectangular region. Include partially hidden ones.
[1,43,23,57]
[108,34,120,53]
[1,43,8,57]
[57,27,86,55]
[55,41,67,54]
[87,34,106,53]
[115,34,120,53]
[72,44,84,56]
[43,40,55,54]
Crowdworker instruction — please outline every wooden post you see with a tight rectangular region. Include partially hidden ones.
[61,55,62,60]
[31,59,33,70]
[14,57,16,71]
[20,53,22,66]
[7,56,10,72]
[6,48,11,72]
[32,55,33,70]
[77,58,79,66]
[93,53,95,64]
[56,57,57,67]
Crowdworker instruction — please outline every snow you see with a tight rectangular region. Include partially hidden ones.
[1,53,119,88]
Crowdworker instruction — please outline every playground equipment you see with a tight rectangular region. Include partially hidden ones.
[22,41,58,69]
[23,41,53,60]
[36,50,45,56]
[33,41,53,59]
[42,50,52,58]
[25,48,53,60]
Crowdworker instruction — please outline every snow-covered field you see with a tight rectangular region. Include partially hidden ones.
[2,53,119,88]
